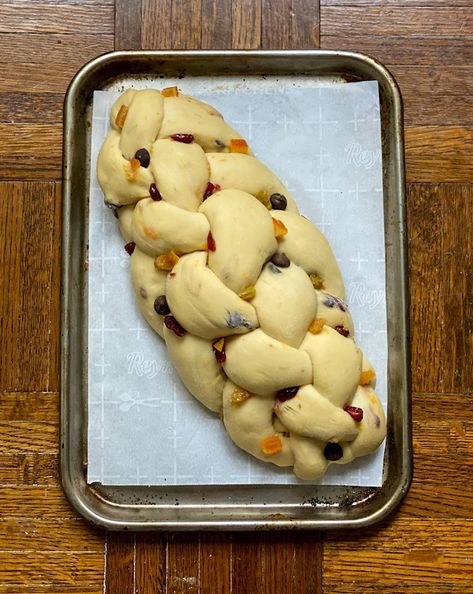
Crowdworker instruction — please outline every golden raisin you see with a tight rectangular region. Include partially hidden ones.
[238,285,256,300]
[115,105,128,128]
[162,86,179,97]
[254,190,271,209]
[154,251,180,271]
[272,218,288,239]
[309,273,325,290]
[308,318,326,334]
[230,387,251,406]
[260,435,283,455]
[230,138,249,154]
[360,369,376,386]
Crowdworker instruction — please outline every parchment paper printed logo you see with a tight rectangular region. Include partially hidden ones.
[127,351,173,379]
[348,282,385,310]
[345,143,381,169]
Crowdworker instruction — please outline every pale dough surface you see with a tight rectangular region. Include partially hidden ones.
[97,88,387,480]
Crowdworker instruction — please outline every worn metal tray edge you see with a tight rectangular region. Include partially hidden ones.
[61,49,412,531]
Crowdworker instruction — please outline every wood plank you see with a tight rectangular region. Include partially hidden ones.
[170,0,202,50]
[0,127,61,180]
[324,585,470,594]
[167,534,200,593]
[403,95,473,127]
[199,533,230,594]
[0,3,114,34]
[0,393,58,422]
[0,422,57,454]
[405,127,473,183]
[441,183,473,393]
[0,487,77,518]
[0,183,57,389]
[49,183,62,392]
[401,482,473,519]
[115,0,141,50]
[325,519,473,551]
[261,0,319,49]
[0,93,62,124]
[293,532,323,594]
[321,35,473,67]
[412,392,473,419]
[0,551,103,586]
[321,0,472,5]
[320,7,473,37]
[0,587,102,594]
[388,66,473,97]
[231,533,263,592]
[105,533,135,594]
[201,0,232,49]
[0,518,103,553]
[0,453,58,485]
[135,533,166,593]
[323,550,473,585]
[232,0,262,49]
[0,63,92,94]
[0,33,114,65]
[406,184,443,393]
[141,0,172,49]
[412,419,473,455]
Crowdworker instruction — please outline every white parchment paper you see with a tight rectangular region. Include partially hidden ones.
[87,79,387,487]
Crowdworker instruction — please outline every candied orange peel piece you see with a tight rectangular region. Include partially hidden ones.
[161,86,179,97]
[238,285,256,300]
[309,272,325,290]
[272,217,288,239]
[260,435,283,455]
[213,338,225,352]
[230,138,249,154]
[360,369,376,386]
[154,251,180,271]
[130,157,141,172]
[308,318,326,334]
[230,387,251,406]
[115,104,128,128]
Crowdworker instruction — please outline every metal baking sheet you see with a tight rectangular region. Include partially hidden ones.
[61,50,412,530]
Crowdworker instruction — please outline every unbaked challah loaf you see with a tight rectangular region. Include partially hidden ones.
[97,87,386,480]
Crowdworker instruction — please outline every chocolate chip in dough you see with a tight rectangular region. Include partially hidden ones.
[154,295,170,315]
[271,252,290,268]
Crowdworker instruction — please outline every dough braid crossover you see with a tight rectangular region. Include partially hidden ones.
[97,87,386,479]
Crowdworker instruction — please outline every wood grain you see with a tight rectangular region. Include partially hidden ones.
[201,0,232,49]
[115,0,142,50]
[199,534,231,593]
[232,0,262,49]
[320,7,473,37]
[0,183,58,390]
[0,3,114,34]
[105,533,135,594]
[261,0,319,48]
[141,0,172,49]
[135,533,166,593]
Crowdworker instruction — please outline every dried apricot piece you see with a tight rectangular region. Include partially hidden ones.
[308,318,326,334]
[260,435,283,455]
[162,86,179,97]
[360,369,376,385]
[154,251,180,271]
[230,138,249,154]
[115,104,128,128]
[272,217,288,239]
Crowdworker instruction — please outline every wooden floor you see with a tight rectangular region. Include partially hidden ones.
[0,0,472,592]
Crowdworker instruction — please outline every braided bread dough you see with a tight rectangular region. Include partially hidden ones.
[97,87,386,480]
